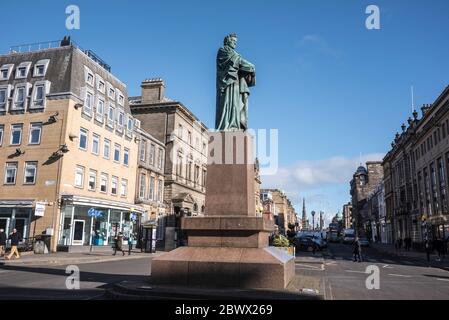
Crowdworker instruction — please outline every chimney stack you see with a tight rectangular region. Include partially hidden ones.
[141,78,165,103]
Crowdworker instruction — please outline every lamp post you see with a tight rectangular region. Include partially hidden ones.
[311,211,316,232]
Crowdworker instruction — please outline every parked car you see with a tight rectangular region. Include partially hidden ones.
[294,237,320,252]
[358,238,370,247]
[328,232,340,243]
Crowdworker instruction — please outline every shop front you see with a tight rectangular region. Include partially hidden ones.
[58,195,144,250]
[0,200,34,240]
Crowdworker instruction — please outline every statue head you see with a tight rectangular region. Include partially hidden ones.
[223,33,238,49]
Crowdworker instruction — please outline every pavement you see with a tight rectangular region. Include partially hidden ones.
[370,243,449,270]
[0,250,163,266]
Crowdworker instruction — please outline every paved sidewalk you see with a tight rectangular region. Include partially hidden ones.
[0,250,163,266]
[371,243,449,268]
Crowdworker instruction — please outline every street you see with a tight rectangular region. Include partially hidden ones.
[0,244,448,300]
[0,256,153,300]
[295,242,449,300]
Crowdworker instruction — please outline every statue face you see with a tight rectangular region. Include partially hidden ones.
[228,37,237,49]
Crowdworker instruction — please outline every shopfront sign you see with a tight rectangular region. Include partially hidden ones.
[35,202,46,217]
[88,208,104,218]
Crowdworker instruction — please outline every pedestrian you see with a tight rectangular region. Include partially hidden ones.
[353,237,362,262]
[113,232,125,256]
[128,234,133,256]
[5,228,22,260]
[0,229,6,257]
[435,237,443,261]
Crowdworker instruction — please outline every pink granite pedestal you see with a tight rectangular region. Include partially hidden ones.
[151,131,295,289]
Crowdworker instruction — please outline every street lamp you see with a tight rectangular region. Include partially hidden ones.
[311,211,316,231]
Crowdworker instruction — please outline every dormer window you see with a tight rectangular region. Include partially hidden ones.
[33,59,50,77]
[15,62,31,79]
[0,64,14,81]
[12,83,30,110]
[31,80,50,109]
[0,85,12,112]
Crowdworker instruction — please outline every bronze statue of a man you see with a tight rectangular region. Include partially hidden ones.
[216,33,256,131]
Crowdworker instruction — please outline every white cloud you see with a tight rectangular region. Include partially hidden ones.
[297,34,343,63]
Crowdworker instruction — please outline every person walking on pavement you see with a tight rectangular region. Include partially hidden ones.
[127,234,133,256]
[5,228,22,260]
[353,237,362,262]
[113,232,125,256]
[0,229,6,257]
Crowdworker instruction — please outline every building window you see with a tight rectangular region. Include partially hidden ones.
[443,123,447,139]
[92,134,100,155]
[0,87,8,111]
[29,123,42,145]
[100,174,108,193]
[126,116,133,135]
[117,91,124,106]
[149,176,155,200]
[79,128,88,150]
[75,166,85,188]
[88,170,97,191]
[178,124,183,139]
[84,90,93,115]
[188,131,192,145]
[0,125,3,146]
[85,67,94,86]
[111,176,118,195]
[117,110,124,132]
[140,139,146,162]
[108,87,115,100]
[177,155,183,177]
[158,179,163,202]
[103,139,110,159]
[15,62,31,79]
[107,104,115,128]
[202,169,207,186]
[13,85,27,110]
[31,81,50,109]
[23,162,37,184]
[96,75,105,93]
[96,97,105,122]
[0,64,13,80]
[194,165,200,184]
[139,173,146,199]
[124,148,129,166]
[5,162,18,184]
[157,148,163,169]
[10,124,23,145]
[120,179,127,197]
[149,144,155,166]
[202,142,206,154]
[33,59,50,77]
[114,144,120,162]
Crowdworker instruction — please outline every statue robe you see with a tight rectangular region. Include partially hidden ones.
[216,45,255,131]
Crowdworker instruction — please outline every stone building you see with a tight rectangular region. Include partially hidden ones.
[130,79,208,250]
[383,85,449,245]
[342,202,353,229]
[134,124,167,248]
[0,38,147,252]
[350,161,383,236]
[260,189,298,235]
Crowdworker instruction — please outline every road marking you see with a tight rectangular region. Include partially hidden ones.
[345,270,366,274]
[388,274,412,278]
[436,278,449,282]
[382,265,394,269]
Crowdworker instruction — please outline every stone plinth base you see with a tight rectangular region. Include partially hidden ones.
[151,246,295,289]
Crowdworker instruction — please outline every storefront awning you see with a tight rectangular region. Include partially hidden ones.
[61,195,145,214]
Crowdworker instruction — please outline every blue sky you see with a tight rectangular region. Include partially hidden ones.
[2,0,449,224]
